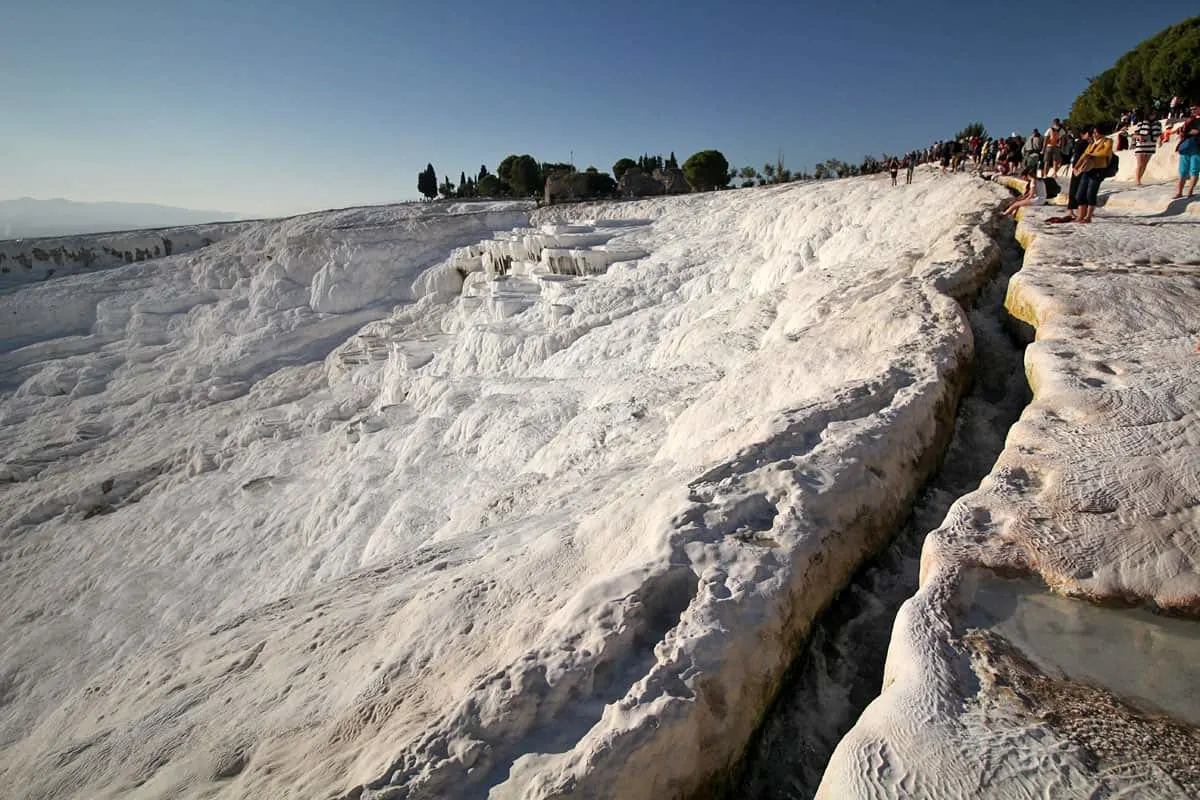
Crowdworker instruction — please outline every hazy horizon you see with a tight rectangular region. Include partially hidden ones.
[0,196,250,240]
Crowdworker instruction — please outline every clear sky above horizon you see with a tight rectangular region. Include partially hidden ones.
[2,1,1195,217]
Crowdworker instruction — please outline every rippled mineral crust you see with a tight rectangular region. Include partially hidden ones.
[0,176,1013,800]
[819,183,1200,799]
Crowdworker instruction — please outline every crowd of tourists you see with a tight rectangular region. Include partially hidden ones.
[901,99,1199,352]
[892,100,1200,225]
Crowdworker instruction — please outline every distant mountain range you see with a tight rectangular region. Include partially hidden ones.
[0,197,249,240]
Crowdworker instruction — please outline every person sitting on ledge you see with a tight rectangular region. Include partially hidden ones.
[1002,168,1049,217]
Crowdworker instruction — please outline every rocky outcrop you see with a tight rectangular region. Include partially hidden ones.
[617,167,666,198]
[543,170,575,205]
[654,167,691,195]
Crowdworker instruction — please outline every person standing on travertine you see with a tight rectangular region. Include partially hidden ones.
[1065,129,1090,221]
[1174,105,1200,199]
[1132,111,1163,187]
[1023,129,1043,175]
[1043,120,1063,177]
[1072,126,1113,224]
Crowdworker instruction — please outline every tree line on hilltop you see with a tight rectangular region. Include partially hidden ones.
[416,147,919,202]
[418,150,740,201]
[414,135,1007,204]
[1069,15,1199,127]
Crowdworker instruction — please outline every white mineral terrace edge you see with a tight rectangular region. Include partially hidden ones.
[819,181,1200,798]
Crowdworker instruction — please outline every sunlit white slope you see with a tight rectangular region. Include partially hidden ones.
[0,178,1005,799]
[820,189,1200,798]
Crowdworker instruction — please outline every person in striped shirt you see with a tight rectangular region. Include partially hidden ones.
[1132,111,1163,187]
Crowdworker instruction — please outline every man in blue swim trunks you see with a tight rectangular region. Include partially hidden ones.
[1174,104,1200,199]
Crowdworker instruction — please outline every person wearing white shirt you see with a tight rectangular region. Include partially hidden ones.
[1002,169,1048,217]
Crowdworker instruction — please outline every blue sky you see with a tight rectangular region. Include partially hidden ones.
[2,1,1195,217]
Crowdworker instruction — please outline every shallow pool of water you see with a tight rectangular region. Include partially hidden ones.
[967,575,1200,725]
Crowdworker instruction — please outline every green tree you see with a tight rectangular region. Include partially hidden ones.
[667,151,678,169]
[955,122,988,140]
[1147,19,1200,103]
[498,155,519,183]
[822,159,850,178]
[502,154,541,196]
[581,170,617,198]
[637,153,665,173]
[417,163,438,200]
[439,177,456,198]
[478,174,503,196]
[612,158,638,181]
[541,161,574,179]
[1069,16,1200,127]
[682,149,730,191]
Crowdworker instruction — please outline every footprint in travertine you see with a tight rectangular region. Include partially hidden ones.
[209,742,251,779]
[968,506,993,528]
[1079,358,1130,390]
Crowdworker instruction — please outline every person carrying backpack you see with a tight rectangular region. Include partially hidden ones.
[1058,128,1076,175]
[1023,129,1043,173]
[1072,125,1114,223]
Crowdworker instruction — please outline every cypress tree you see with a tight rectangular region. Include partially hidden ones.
[418,163,438,200]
